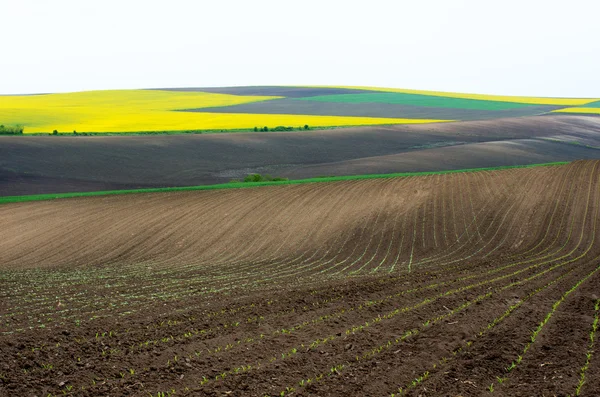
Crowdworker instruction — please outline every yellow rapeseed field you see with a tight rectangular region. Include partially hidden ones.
[0,89,448,133]
[552,107,600,115]
[317,85,599,106]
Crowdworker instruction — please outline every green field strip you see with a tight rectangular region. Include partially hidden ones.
[296,92,543,110]
[0,162,569,205]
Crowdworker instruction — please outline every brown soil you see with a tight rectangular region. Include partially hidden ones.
[1,160,600,396]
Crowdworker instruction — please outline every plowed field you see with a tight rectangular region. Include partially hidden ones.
[1,161,599,396]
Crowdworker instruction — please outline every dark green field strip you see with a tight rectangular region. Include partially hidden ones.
[296,92,547,110]
[147,86,382,98]
[0,162,569,205]
[183,98,562,120]
[581,100,600,107]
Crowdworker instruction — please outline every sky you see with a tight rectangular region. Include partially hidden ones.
[1,0,599,97]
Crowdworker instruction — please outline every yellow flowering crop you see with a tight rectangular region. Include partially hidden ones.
[0,89,449,133]
[552,107,600,115]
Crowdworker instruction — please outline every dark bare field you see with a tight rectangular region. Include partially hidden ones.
[1,161,600,397]
[1,115,599,197]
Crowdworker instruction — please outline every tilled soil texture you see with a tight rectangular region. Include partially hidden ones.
[2,115,600,197]
[1,161,600,397]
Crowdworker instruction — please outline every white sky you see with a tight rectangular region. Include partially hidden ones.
[1,0,599,96]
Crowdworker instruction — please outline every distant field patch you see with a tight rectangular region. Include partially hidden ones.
[552,107,600,115]
[313,86,598,106]
[580,100,600,108]
[297,92,540,110]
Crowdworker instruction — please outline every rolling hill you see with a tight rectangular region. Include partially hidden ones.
[1,86,599,134]
[1,161,600,396]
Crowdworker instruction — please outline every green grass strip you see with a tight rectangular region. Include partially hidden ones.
[296,93,542,110]
[0,162,569,205]
[581,100,600,108]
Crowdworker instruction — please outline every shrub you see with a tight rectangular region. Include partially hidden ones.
[253,126,258,132]
[0,124,24,135]
[304,124,309,130]
[244,174,264,183]
[52,130,58,135]
[272,126,294,132]
[243,173,289,183]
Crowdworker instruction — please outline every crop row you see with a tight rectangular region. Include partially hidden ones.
[575,298,600,396]
[270,254,581,396]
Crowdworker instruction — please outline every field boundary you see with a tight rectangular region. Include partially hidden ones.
[0,162,569,205]
[12,122,443,136]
